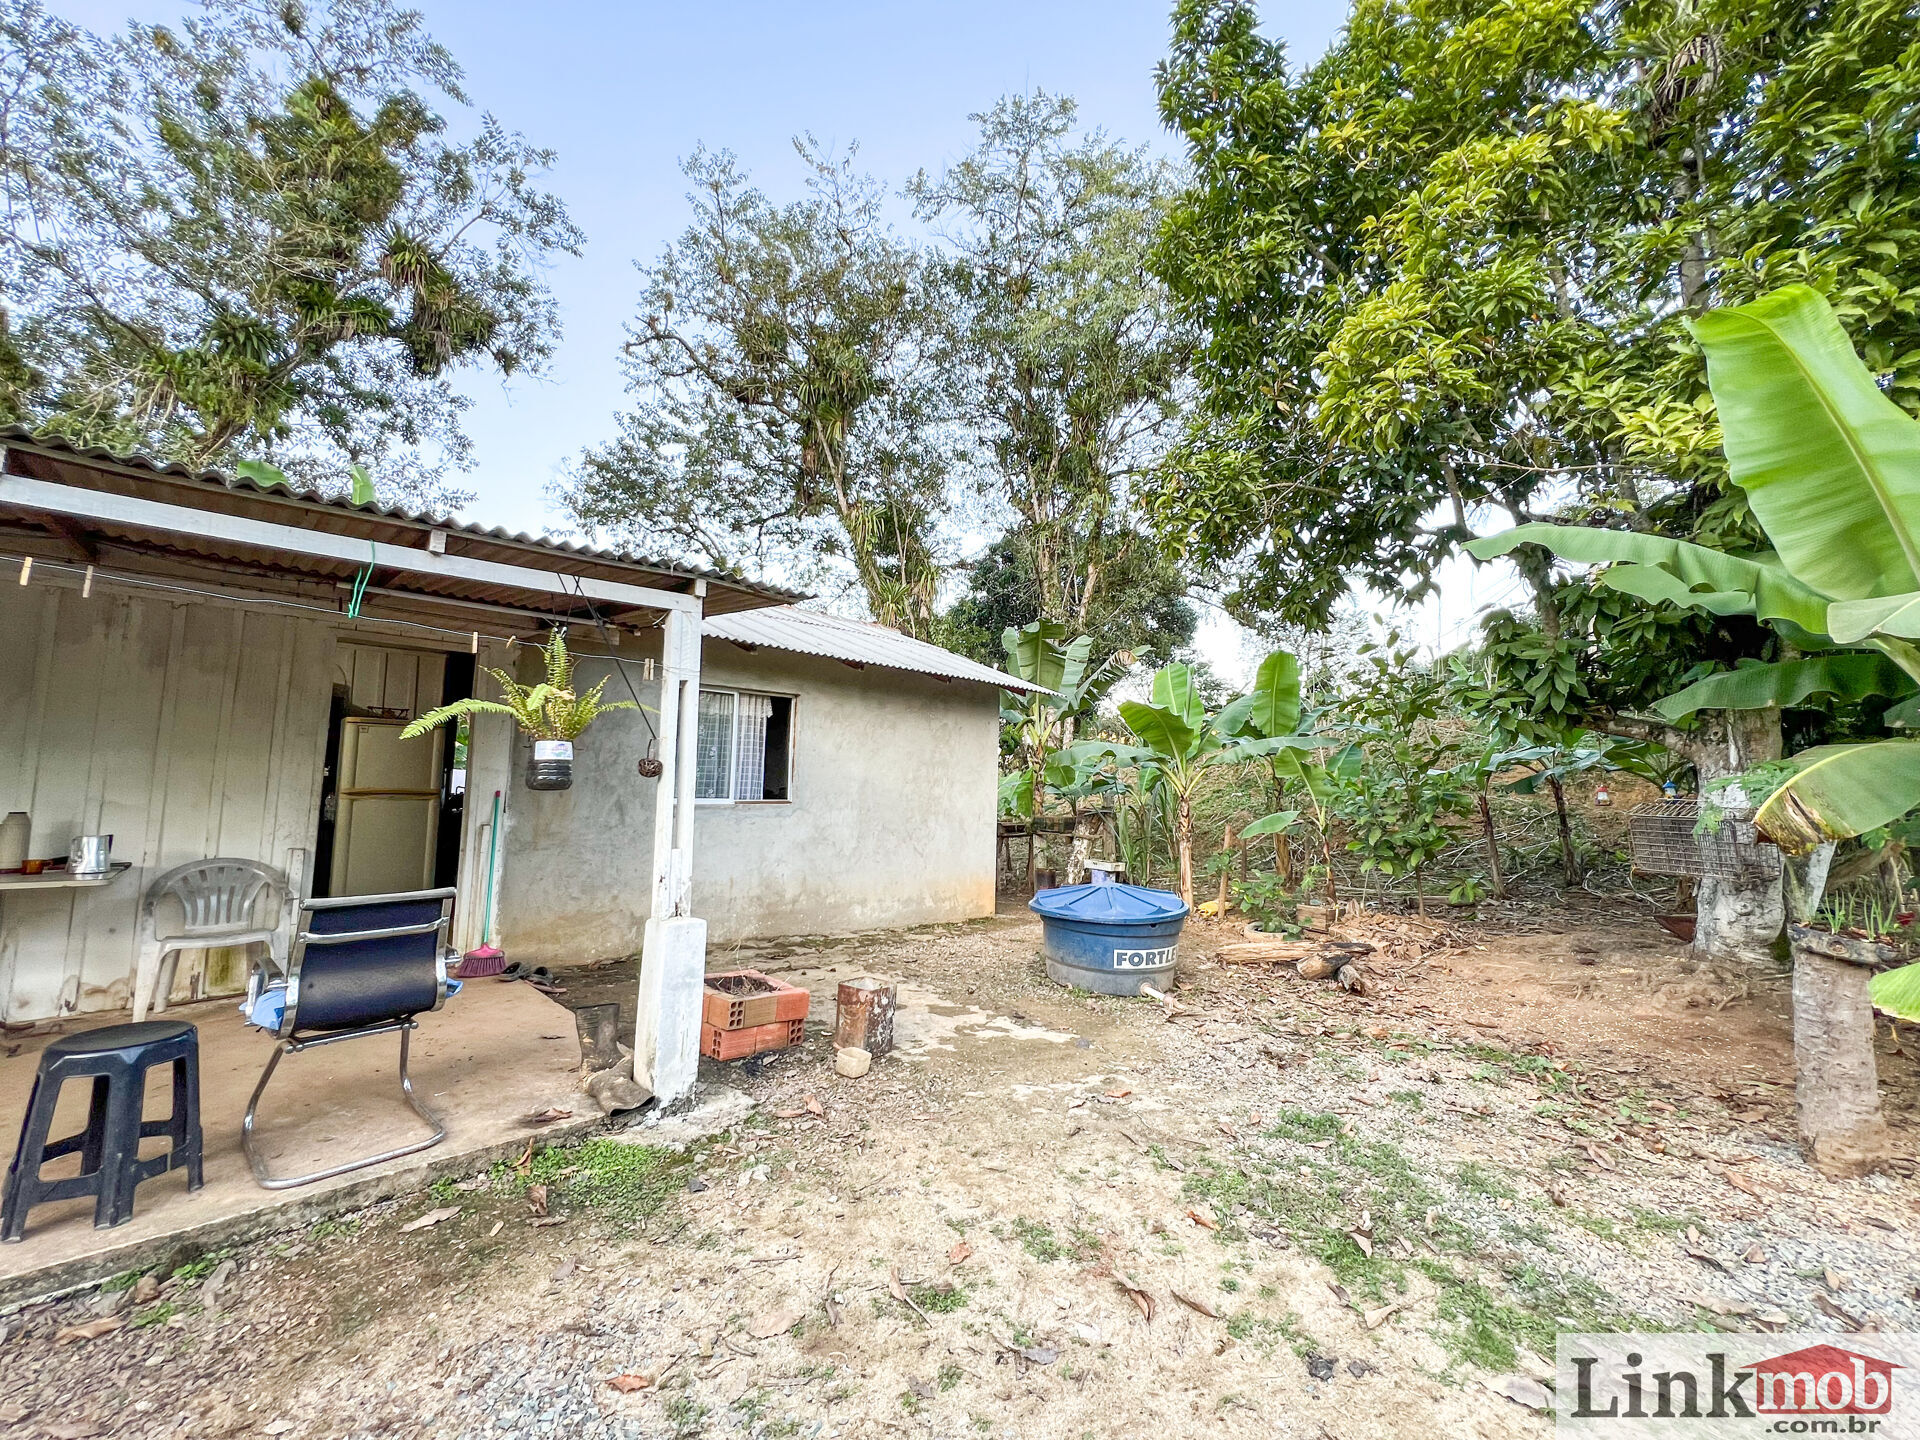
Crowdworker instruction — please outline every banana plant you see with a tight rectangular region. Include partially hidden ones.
[1217,649,1357,905]
[997,621,1131,889]
[404,627,639,742]
[1468,284,1920,1021]
[1075,660,1314,908]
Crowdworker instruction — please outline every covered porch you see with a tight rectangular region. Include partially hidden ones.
[0,430,795,1296]
[0,978,589,1308]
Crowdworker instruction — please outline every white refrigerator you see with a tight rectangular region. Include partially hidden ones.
[328,718,444,897]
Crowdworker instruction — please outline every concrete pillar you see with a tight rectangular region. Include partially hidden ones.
[635,590,707,1105]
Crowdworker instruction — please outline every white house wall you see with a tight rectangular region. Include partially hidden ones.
[492,637,1000,963]
[0,578,335,1021]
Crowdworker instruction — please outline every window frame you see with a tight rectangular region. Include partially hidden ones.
[692,685,797,806]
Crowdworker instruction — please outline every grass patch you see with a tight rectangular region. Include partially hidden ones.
[498,1139,692,1224]
[938,1362,965,1392]
[665,1395,708,1437]
[1010,1217,1067,1263]
[910,1281,969,1314]
[130,1301,177,1329]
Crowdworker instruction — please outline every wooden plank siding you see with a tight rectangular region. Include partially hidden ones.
[0,578,337,1021]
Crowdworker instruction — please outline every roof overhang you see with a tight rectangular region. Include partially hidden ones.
[0,434,803,634]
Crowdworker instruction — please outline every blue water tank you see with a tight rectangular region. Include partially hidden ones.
[1028,883,1190,995]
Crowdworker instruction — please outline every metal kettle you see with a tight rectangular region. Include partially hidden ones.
[68,834,113,876]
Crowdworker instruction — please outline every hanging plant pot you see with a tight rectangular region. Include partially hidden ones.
[528,739,574,791]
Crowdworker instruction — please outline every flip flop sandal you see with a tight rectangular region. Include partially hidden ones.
[499,961,532,982]
[527,966,567,996]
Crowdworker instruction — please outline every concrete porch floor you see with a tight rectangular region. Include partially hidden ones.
[0,979,595,1308]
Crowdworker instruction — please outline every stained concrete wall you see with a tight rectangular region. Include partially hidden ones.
[491,634,1000,963]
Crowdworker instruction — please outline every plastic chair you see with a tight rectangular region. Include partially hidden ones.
[242,888,455,1189]
[133,860,289,1022]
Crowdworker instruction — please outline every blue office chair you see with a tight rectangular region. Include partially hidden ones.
[242,888,456,1189]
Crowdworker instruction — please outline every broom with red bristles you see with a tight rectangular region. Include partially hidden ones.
[456,790,507,979]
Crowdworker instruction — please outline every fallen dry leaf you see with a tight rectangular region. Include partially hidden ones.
[526,1184,550,1218]
[1348,1230,1374,1258]
[1185,1209,1218,1231]
[1812,1293,1864,1331]
[772,1107,807,1119]
[1171,1289,1219,1319]
[605,1373,651,1393]
[948,1241,973,1266]
[748,1306,802,1339]
[1824,1268,1849,1293]
[1723,1168,1765,1199]
[1362,1302,1403,1330]
[527,1216,566,1228]
[400,1206,459,1233]
[805,1094,824,1117]
[1117,1280,1156,1322]
[488,1220,504,1238]
[1105,1088,1133,1100]
[54,1315,124,1343]
[524,1107,573,1125]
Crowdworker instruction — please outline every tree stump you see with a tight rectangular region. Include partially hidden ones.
[1787,925,1895,1178]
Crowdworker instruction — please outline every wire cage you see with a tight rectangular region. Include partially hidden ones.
[1628,798,1777,879]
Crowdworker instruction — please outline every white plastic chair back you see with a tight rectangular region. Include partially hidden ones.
[145,859,286,941]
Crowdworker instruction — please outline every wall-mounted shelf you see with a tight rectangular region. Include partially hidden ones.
[0,862,132,891]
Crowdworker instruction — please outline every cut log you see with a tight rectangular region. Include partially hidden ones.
[1788,927,1893,1178]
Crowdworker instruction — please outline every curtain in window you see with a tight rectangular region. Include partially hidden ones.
[695,690,736,800]
[733,692,773,801]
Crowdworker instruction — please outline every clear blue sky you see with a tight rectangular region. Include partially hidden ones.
[62,0,1350,540]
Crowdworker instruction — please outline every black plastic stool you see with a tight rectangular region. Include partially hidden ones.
[2,1020,203,1241]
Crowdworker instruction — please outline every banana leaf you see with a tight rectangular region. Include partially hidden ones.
[1651,653,1916,721]
[1869,961,1920,1023]
[1752,739,1920,853]
[1600,561,1757,617]
[1118,700,1197,761]
[998,769,1035,819]
[1691,284,1920,602]
[1238,809,1299,839]
[1149,663,1207,729]
[1827,592,1920,644]
[1466,524,1832,637]
[1244,651,1302,738]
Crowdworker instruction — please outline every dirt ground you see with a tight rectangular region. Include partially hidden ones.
[5,894,1918,1440]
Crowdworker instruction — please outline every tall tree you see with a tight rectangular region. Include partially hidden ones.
[568,142,953,637]
[911,93,1192,657]
[1150,0,1920,632]
[1151,0,1920,956]
[0,0,581,503]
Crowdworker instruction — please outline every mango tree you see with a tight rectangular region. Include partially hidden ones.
[1470,285,1920,1174]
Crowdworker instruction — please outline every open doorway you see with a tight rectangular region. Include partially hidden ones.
[312,644,473,899]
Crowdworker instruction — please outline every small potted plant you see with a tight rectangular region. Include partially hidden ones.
[404,628,641,791]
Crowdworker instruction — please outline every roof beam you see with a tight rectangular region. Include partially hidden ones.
[0,473,702,615]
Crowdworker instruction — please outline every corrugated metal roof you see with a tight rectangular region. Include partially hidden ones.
[704,606,1048,692]
[0,424,805,610]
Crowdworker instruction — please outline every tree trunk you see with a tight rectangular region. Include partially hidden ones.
[1216,824,1236,920]
[1477,793,1506,898]
[1176,796,1195,909]
[1591,705,1786,965]
[1688,708,1786,966]
[1412,862,1426,918]
[1789,931,1893,1177]
[1066,805,1100,886]
[1546,775,1578,885]
[1320,827,1339,909]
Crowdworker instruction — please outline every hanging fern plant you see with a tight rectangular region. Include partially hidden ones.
[403,628,643,790]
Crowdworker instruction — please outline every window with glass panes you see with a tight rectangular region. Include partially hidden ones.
[693,688,794,802]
